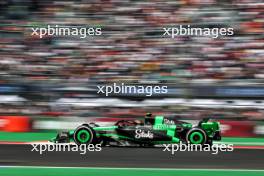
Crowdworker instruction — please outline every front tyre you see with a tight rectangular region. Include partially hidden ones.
[186,128,207,145]
[73,125,95,145]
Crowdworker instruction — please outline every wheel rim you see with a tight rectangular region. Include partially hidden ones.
[189,131,204,144]
[77,129,90,143]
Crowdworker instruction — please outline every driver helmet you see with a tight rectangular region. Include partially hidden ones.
[145,112,152,117]
[145,112,153,125]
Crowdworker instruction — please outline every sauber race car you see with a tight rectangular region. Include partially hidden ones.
[50,113,221,146]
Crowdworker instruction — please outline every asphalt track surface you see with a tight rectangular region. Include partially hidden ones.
[0,144,263,169]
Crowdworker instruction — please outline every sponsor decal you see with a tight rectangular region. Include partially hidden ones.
[164,119,175,125]
[135,129,154,139]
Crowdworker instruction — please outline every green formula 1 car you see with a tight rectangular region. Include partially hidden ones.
[50,114,221,146]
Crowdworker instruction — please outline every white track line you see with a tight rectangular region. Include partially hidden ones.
[0,166,264,172]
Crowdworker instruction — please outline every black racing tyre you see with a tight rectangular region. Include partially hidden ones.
[186,128,207,145]
[73,125,96,145]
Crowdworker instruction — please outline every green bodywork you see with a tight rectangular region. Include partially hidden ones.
[200,121,220,138]
[51,116,220,145]
[153,116,180,143]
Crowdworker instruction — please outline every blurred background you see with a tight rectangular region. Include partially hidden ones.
[0,0,263,140]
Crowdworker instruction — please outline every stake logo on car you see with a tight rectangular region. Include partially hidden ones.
[135,129,154,139]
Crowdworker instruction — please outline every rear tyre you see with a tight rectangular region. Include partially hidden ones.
[73,125,95,145]
[186,128,207,145]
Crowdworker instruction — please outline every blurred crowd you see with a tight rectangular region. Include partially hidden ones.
[0,0,263,121]
[0,0,263,85]
[0,103,263,121]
